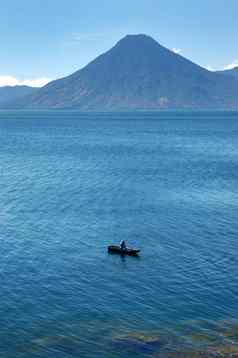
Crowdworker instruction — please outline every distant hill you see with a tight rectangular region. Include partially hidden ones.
[0,85,38,106]
[216,67,238,79]
[3,35,238,110]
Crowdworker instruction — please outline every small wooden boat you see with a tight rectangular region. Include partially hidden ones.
[108,245,140,256]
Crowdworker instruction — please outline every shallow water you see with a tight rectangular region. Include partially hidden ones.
[0,111,238,357]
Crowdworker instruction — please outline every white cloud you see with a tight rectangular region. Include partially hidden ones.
[0,75,52,87]
[205,65,215,71]
[223,60,238,70]
[172,48,182,54]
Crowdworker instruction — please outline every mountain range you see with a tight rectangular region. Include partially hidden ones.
[1,34,238,110]
[216,67,238,79]
[0,85,38,106]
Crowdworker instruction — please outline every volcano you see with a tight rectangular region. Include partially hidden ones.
[4,34,238,110]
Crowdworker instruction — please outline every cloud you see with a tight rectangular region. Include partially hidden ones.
[204,62,238,72]
[205,65,215,71]
[172,48,182,54]
[223,60,238,70]
[0,75,52,87]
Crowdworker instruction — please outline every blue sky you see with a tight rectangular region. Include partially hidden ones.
[1,0,238,86]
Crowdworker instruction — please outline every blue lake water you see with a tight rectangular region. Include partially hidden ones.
[0,111,238,357]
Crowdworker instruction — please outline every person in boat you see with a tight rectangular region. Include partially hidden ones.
[120,240,127,251]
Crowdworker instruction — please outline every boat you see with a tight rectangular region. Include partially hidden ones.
[108,245,140,256]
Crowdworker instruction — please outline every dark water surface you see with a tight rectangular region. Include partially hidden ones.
[0,111,238,357]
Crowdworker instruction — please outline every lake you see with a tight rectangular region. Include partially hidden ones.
[0,111,238,357]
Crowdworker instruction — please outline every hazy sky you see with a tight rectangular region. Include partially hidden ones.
[1,0,238,86]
